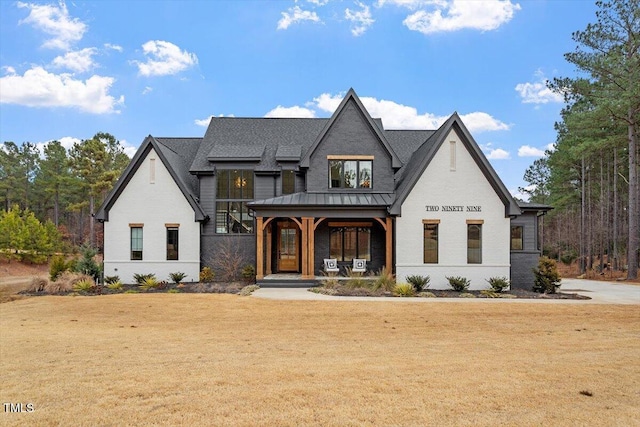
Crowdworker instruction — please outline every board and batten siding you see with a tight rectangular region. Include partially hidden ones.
[395,129,511,290]
[103,148,200,284]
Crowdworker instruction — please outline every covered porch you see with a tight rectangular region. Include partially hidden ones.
[249,193,395,281]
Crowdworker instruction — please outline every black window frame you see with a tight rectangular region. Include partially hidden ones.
[329,159,372,189]
[330,227,371,262]
[130,226,143,260]
[423,222,439,264]
[166,227,179,260]
[215,169,254,234]
[467,223,482,264]
[511,225,523,251]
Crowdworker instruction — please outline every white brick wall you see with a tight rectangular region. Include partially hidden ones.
[103,148,200,284]
[396,130,510,290]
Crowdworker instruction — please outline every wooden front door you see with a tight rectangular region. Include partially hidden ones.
[277,222,299,272]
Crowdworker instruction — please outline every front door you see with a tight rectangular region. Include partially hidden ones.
[277,222,299,272]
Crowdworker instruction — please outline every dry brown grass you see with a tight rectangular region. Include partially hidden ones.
[1,295,638,426]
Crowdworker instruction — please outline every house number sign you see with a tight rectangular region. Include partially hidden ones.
[425,205,482,212]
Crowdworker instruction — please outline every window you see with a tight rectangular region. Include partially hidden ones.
[511,226,523,251]
[329,159,372,189]
[423,221,439,263]
[467,221,483,264]
[330,227,370,261]
[216,169,254,234]
[130,226,143,260]
[282,170,295,195]
[166,226,179,260]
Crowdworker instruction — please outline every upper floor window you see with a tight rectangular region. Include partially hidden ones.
[282,170,295,195]
[328,158,372,189]
[216,169,254,234]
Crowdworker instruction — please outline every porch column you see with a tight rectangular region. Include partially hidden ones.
[301,217,311,279]
[386,217,393,273]
[256,216,264,280]
[304,217,315,278]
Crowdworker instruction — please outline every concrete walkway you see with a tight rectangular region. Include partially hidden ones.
[252,278,640,304]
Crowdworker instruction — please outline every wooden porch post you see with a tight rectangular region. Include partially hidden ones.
[301,217,310,279]
[304,217,315,278]
[266,226,272,275]
[386,217,393,273]
[256,217,264,280]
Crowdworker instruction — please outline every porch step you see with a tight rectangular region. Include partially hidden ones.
[257,279,318,288]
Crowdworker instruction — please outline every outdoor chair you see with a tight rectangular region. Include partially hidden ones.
[352,258,367,273]
[323,258,340,274]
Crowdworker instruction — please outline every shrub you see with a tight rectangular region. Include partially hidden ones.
[133,273,156,284]
[27,277,48,293]
[480,289,500,298]
[46,272,91,294]
[73,279,96,293]
[533,256,561,294]
[446,276,470,292]
[406,274,430,292]
[241,264,256,284]
[486,276,510,293]
[169,272,187,284]
[372,266,396,292]
[417,291,436,298]
[104,275,120,285]
[560,250,578,266]
[139,276,161,291]
[319,272,340,289]
[459,292,476,298]
[167,288,180,294]
[124,289,140,294]
[199,267,214,283]
[74,245,101,281]
[49,255,73,281]
[239,284,260,296]
[393,283,416,297]
[106,281,123,291]
[345,266,370,289]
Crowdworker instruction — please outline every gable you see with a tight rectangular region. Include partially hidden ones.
[390,114,520,217]
[96,136,207,222]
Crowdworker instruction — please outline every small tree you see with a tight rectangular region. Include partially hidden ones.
[533,256,561,294]
[74,244,101,281]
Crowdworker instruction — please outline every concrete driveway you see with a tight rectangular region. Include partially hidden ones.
[252,278,640,304]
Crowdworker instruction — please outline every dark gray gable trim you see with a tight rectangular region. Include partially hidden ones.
[390,113,521,217]
[299,88,402,169]
[95,135,208,222]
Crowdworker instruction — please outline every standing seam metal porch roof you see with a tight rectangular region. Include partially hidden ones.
[248,192,394,208]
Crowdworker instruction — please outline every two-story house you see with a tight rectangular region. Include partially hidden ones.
[96,89,550,289]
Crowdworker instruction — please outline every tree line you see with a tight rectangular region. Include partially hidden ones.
[520,0,639,279]
[0,132,130,252]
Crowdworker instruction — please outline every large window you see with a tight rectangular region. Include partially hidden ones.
[329,160,372,189]
[467,222,483,264]
[423,221,439,263]
[166,226,179,260]
[511,226,523,251]
[282,170,295,195]
[216,169,254,234]
[130,226,143,260]
[330,227,370,261]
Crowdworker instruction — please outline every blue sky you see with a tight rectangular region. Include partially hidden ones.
[0,0,598,198]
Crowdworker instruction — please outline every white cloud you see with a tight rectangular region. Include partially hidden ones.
[58,136,82,150]
[376,0,447,9]
[486,148,510,160]
[277,6,322,30]
[294,92,509,132]
[119,139,137,158]
[458,111,510,132]
[307,0,330,5]
[17,1,87,50]
[265,105,317,118]
[134,40,198,77]
[104,43,123,52]
[142,86,153,95]
[515,73,564,104]
[194,114,235,127]
[0,66,124,114]
[2,66,16,74]
[403,0,520,34]
[518,145,546,157]
[345,2,375,36]
[51,48,97,73]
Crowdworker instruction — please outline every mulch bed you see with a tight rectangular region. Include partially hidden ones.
[312,286,591,299]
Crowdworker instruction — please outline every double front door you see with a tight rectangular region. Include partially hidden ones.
[277,222,299,272]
